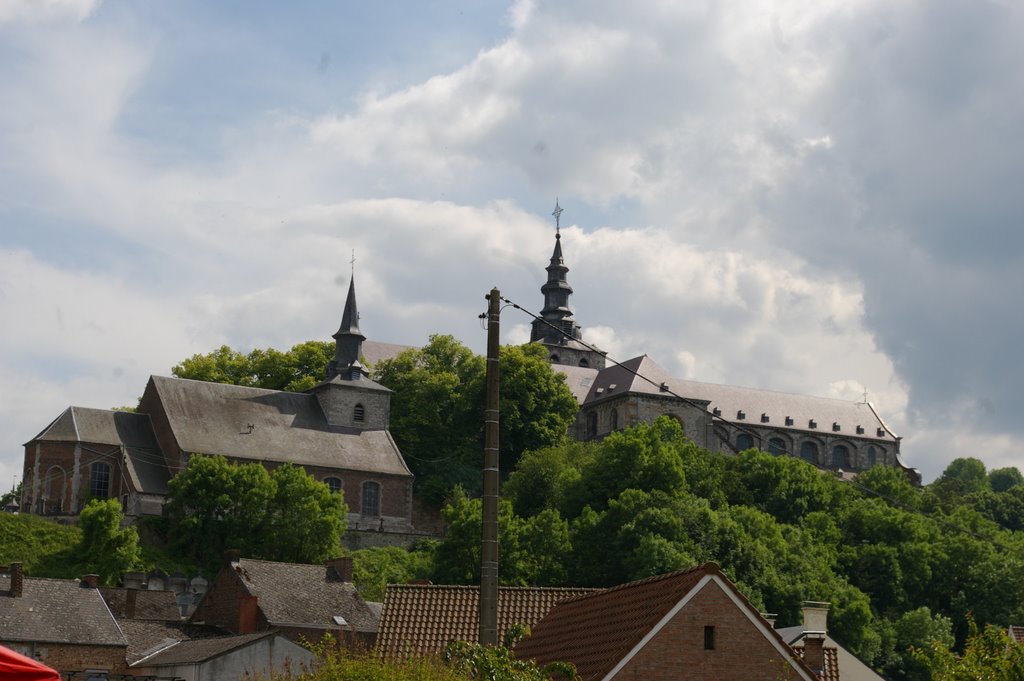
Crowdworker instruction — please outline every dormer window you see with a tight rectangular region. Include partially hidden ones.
[785,416,794,426]
[856,425,865,435]
[736,410,746,420]
[809,419,817,429]
[353,404,365,422]
[832,422,841,432]
[760,413,770,423]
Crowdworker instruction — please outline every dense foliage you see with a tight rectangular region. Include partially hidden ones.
[77,498,143,585]
[172,340,335,392]
[165,455,347,574]
[373,336,578,503]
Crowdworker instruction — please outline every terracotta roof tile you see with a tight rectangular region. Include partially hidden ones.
[377,584,599,658]
[1010,625,1024,643]
[795,646,840,681]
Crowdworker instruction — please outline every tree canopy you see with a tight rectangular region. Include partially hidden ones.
[165,455,346,574]
[172,341,334,392]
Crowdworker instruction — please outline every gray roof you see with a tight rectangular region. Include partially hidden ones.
[584,356,898,443]
[553,365,599,403]
[223,558,380,634]
[27,407,171,494]
[362,340,415,368]
[147,375,412,477]
[99,587,183,621]
[0,576,125,646]
[134,631,277,666]
[118,619,226,664]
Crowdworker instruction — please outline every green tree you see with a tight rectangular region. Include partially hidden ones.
[347,543,436,601]
[989,466,1024,493]
[172,340,334,392]
[915,619,1024,681]
[78,498,142,585]
[165,455,345,574]
[934,457,990,497]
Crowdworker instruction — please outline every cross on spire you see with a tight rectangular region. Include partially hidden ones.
[350,249,356,275]
[552,199,563,236]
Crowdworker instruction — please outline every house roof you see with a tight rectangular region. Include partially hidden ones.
[1010,625,1024,643]
[220,558,380,634]
[361,340,414,368]
[118,619,226,665]
[0,576,125,647]
[584,355,898,444]
[26,407,171,495]
[134,631,278,666]
[514,563,816,681]
[146,375,412,477]
[98,587,183,621]
[777,626,884,681]
[377,584,601,658]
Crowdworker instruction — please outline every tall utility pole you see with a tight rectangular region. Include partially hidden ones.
[480,288,501,646]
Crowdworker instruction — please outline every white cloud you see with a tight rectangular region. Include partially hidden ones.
[0,0,101,25]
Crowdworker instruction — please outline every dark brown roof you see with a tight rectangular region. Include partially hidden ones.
[0,576,124,647]
[377,584,600,658]
[99,587,183,621]
[223,558,379,634]
[134,631,276,666]
[514,563,816,681]
[1011,625,1024,643]
[118,619,226,664]
[147,375,412,477]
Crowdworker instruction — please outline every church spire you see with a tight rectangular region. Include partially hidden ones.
[327,273,367,380]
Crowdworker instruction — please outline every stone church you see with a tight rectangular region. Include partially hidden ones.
[531,212,920,484]
[20,276,416,531]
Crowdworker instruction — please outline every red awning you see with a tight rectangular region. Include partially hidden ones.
[0,645,61,681]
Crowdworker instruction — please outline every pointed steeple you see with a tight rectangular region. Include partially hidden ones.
[327,275,367,380]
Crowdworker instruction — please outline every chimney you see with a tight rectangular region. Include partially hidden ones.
[802,601,830,634]
[238,594,259,634]
[325,556,353,583]
[82,574,99,588]
[125,587,138,620]
[223,549,241,568]
[802,632,826,677]
[761,612,777,628]
[10,562,24,598]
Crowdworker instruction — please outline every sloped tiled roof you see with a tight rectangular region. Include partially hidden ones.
[135,631,276,666]
[793,646,840,681]
[514,563,816,681]
[0,576,124,646]
[118,619,226,664]
[26,407,172,494]
[147,375,412,477]
[362,340,415,368]
[1010,625,1024,643]
[98,587,183,621]
[377,584,600,658]
[226,559,380,634]
[585,356,897,443]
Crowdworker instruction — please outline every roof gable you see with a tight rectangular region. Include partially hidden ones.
[377,584,600,658]
[222,559,379,633]
[0,576,125,647]
[514,564,816,681]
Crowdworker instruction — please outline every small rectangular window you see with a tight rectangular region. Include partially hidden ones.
[704,625,715,650]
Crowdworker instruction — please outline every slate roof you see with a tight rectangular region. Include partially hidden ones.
[26,407,171,495]
[585,355,898,443]
[98,587,183,621]
[514,563,816,681]
[224,558,380,634]
[377,584,600,658]
[134,631,276,666]
[147,375,412,477]
[0,575,125,646]
[118,619,226,665]
[553,365,599,403]
[361,340,415,368]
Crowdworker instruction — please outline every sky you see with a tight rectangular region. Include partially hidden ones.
[1,0,1022,490]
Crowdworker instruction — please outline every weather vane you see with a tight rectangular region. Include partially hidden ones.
[552,198,563,236]
[351,249,356,275]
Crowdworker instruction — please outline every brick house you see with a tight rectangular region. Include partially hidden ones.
[190,555,380,647]
[0,564,128,676]
[377,583,599,659]
[20,275,416,534]
[514,562,818,681]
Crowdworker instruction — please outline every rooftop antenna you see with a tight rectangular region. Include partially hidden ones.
[552,198,563,237]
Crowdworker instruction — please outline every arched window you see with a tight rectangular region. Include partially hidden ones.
[361,481,381,517]
[586,412,598,438]
[324,477,343,494]
[768,438,786,455]
[800,441,818,464]
[579,358,589,368]
[867,446,877,468]
[353,404,365,422]
[736,433,754,451]
[90,462,111,499]
[610,409,619,431]
[832,445,850,469]
[550,354,560,364]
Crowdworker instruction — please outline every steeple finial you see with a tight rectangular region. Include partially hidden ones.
[552,198,563,237]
